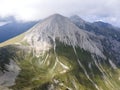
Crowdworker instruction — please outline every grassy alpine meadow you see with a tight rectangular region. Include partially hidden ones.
[0,40,119,90]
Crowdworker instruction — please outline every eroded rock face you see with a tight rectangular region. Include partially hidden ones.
[0,60,20,87]
[24,14,105,58]
[70,15,120,65]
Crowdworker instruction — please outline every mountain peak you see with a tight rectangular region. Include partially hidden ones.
[70,15,86,23]
[49,13,63,17]
[46,13,66,21]
[23,14,105,58]
[93,21,112,27]
[70,15,87,29]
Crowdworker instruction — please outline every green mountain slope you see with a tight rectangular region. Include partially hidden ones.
[0,41,120,90]
[0,14,120,90]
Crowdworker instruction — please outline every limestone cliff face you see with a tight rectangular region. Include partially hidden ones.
[24,14,105,58]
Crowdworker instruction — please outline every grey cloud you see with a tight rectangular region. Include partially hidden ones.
[0,0,120,26]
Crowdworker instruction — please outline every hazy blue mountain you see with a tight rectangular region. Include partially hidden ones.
[0,16,38,43]
[0,16,16,22]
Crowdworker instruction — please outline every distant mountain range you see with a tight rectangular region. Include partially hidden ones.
[70,15,120,41]
[0,16,38,43]
[70,15,120,65]
[0,14,120,90]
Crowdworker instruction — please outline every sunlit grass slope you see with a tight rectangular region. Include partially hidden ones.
[0,41,120,90]
[0,33,25,47]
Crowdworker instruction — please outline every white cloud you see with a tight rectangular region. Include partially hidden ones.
[0,0,120,26]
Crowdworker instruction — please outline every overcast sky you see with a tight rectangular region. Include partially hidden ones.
[0,0,120,26]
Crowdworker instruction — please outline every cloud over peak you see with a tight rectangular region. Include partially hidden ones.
[0,0,120,26]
